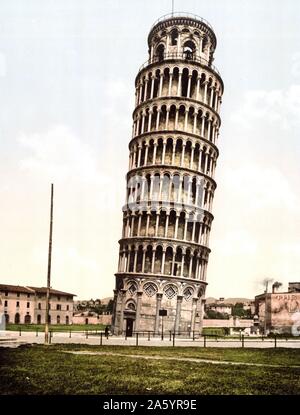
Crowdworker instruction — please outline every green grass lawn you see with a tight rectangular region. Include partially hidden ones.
[6,324,106,332]
[0,344,299,395]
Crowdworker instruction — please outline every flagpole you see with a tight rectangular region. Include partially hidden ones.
[45,183,54,344]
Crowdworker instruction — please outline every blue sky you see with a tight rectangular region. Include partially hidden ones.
[1,0,300,299]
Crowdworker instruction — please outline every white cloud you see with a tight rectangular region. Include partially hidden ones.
[231,84,300,130]
[18,125,98,183]
[220,164,298,212]
[213,229,258,256]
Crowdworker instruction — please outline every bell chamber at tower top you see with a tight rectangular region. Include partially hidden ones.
[145,14,218,72]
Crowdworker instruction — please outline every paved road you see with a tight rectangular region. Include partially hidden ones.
[1,330,300,348]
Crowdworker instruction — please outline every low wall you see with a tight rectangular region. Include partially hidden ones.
[72,314,112,326]
[203,318,253,328]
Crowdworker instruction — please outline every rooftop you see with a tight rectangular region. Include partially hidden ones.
[0,283,76,297]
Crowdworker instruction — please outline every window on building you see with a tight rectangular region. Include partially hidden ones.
[16,301,20,307]
[37,314,41,324]
[57,315,60,324]
[27,294,30,298]
[57,296,61,301]
[15,313,20,324]
[27,302,30,308]
[66,305,69,311]
[5,291,8,296]
[38,303,41,310]
[170,28,178,46]
[17,292,20,297]
[4,300,8,307]
[56,304,61,311]
[66,316,69,325]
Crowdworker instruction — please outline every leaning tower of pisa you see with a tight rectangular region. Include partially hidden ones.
[112,13,224,336]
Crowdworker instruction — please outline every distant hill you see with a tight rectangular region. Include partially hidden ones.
[100,297,113,305]
[206,297,253,305]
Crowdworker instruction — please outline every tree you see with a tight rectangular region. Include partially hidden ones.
[107,299,114,313]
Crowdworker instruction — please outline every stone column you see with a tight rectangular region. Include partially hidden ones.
[144,145,149,166]
[141,113,145,134]
[138,83,143,104]
[164,212,170,238]
[150,76,155,99]
[146,212,150,235]
[154,293,163,334]
[171,251,176,275]
[198,148,202,171]
[190,297,198,332]
[174,295,183,333]
[204,152,209,174]
[161,248,166,274]
[183,215,188,240]
[207,118,212,141]
[156,110,161,130]
[148,111,152,132]
[180,253,185,277]
[155,212,160,236]
[187,75,192,98]
[162,139,167,164]
[177,71,182,96]
[159,74,164,97]
[168,72,173,96]
[172,142,176,165]
[119,289,127,334]
[143,79,148,101]
[181,144,186,167]
[142,248,146,273]
[193,113,197,134]
[188,255,193,278]
[178,176,183,204]
[214,90,219,111]
[175,108,179,129]
[137,213,142,236]
[135,291,143,332]
[191,220,196,242]
[132,148,137,169]
[184,110,188,131]
[210,87,214,107]
[111,289,118,333]
[165,108,170,129]
[177,32,181,54]
[174,213,179,239]
[203,81,208,104]
[130,215,135,237]
[198,296,204,333]
[133,249,138,272]
[196,77,201,100]
[190,145,195,169]
[151,248,156,273]
[201,115,205,137]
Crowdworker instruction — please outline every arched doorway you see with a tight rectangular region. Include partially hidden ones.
[66,316,69,325]
[14,313,20,324]
[124,301,136,337]
[24,315,31,324]
[37,314,41,324]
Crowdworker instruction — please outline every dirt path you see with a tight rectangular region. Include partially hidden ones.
[63,350,300,368]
